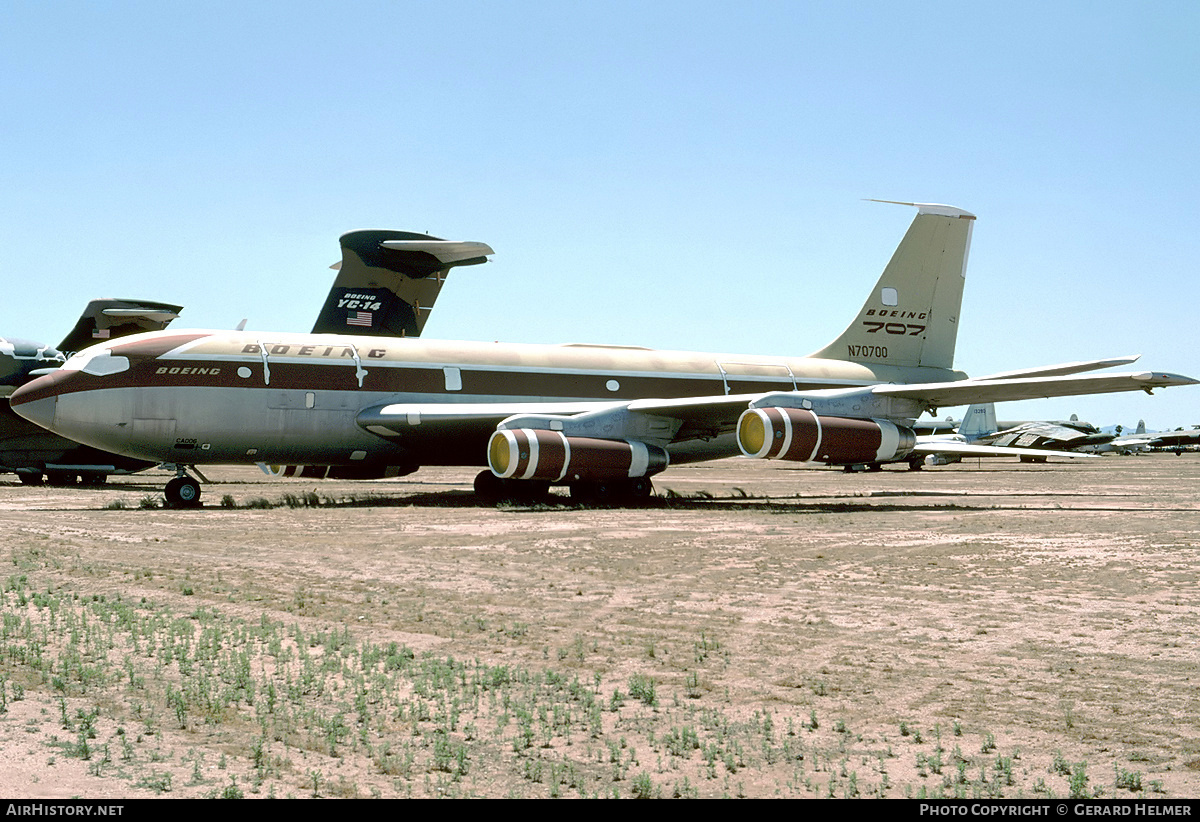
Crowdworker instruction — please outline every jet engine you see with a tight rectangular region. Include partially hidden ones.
[737,407,915,465]
[488,428,668,483]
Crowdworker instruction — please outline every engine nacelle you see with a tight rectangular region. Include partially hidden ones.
[737,407,915,465]
[488,429,668,483]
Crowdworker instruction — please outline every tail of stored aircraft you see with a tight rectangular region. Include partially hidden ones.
[958,403,998,440]
[809,202,974,370]
[312,230,493,337]
[56,299,183,354]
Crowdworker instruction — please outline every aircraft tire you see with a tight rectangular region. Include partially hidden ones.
[569,481,606,504]
[17,472,43,486]
[165,477,202,508]
[626,477,653,498]
[46,471,77,486]
[906,458,924,471]
[507,479,551,504]
[570,478,653,506]
[79,474,108,487]
[475,471,552,504]
[473,470,504,500]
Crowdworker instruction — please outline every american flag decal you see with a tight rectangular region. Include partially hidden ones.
[346,311,373,327]
[92,328,111,339]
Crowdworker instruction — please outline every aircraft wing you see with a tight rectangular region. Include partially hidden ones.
[623,372,1197,432]
[912,440,1096,459]
[873,371,1198,409]
[358,395,761,439]
[355,371,1195,471]
[973,420,1112,450]
[357,400,626,439]
[1109,435,1157,447]
[1143,429,1200,448]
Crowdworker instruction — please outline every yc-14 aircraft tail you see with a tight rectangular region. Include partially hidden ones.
[11,203,1196,506]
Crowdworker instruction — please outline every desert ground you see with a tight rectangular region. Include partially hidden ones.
[0,453,1197,799]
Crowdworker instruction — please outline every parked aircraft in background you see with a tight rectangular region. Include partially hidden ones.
[2,230,483,486]
[912,402,1106,468]
[1,299,182,393]
[1076,420,1150,455]
[951,404,1116,462]
[1,299,182,485]
[311,230,492,337]
[12,203,1197,506]
[1143,426,1200,453]
[1092,423,1200,455]
[973,412,1114,454]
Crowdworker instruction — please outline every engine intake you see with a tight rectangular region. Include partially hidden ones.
[737,407,915,464]
[488,429,668,482]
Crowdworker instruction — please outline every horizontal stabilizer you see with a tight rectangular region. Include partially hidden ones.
[101,307,182,323]
[380,239,494,266]
[973,355,1141,381]
[57,299,184,354]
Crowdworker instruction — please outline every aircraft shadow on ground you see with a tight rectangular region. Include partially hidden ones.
[3,478,1136,514]
[192,490,1069,514]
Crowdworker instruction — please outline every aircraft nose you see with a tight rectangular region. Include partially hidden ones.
[12,394,56,430]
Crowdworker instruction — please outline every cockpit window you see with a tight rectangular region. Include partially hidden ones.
[62,348,130,377]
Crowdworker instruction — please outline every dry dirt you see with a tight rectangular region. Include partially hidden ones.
[0,454,1197,799]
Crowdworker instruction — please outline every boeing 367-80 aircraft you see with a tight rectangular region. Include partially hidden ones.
[10,203,1197,506]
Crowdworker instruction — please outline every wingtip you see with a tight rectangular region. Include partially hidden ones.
[1136,372,1200,386]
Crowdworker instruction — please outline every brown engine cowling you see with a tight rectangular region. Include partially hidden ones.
[488,429,669,483]
[737,407,916,464]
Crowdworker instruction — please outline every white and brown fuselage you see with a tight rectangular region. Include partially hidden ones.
[10,329,965,471]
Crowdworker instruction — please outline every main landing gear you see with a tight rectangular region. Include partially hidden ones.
[569,476,654,504]
[473,471,552,504]
[842,462,885,473]
[472,471,655,506]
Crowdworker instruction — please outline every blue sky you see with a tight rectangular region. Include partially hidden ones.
[2,1,1197,428]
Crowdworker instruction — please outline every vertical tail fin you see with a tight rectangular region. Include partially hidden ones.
[312,230,493,337]
[958,403,998,440]
[56,299,183,354]
[809,202,975,370]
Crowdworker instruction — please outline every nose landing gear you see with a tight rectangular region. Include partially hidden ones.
[163,467,205,508]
